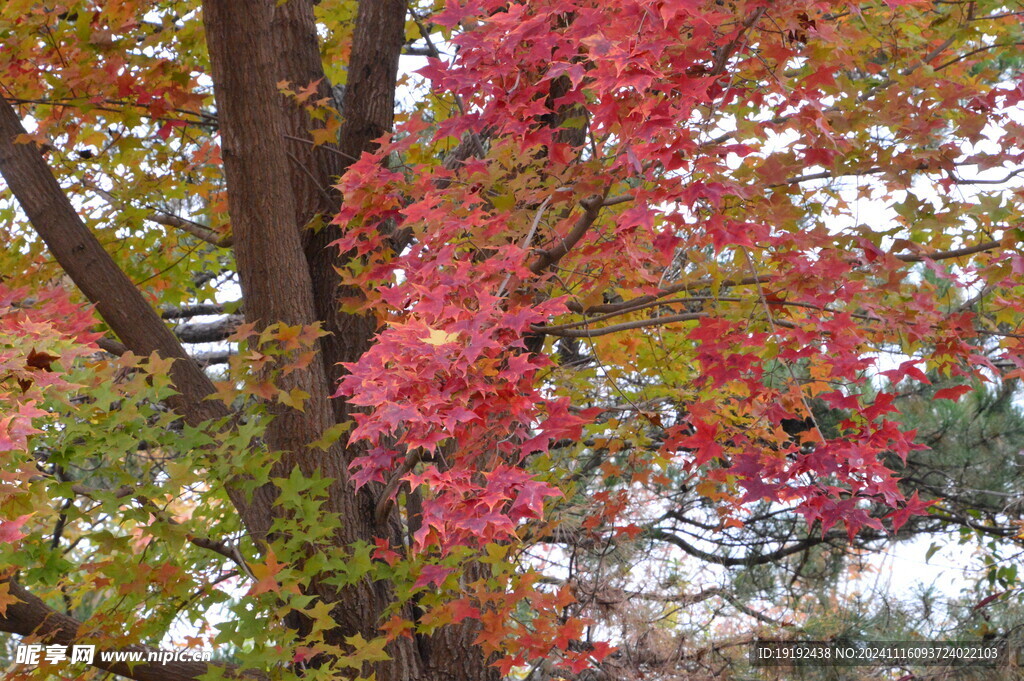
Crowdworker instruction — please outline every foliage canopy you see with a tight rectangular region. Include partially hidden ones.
[0,1,1022,680]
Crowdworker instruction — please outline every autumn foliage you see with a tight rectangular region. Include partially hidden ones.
[0,0,1022,680]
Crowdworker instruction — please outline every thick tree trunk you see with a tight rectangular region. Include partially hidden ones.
[271,0,399,423]
[201,0,500,677]
[201,0,346,550]
[200,2,425,680]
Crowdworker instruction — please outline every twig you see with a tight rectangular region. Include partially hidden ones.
[535,312,708,338]
[131,493,254,580]
[566,275,766,315]
[951,166,1024,185]
[497,194,552,297]
[83,180,231,247]
[709,7,767,76]
[895,240,1000,262]
[282,134,360,161]
[543,295,884,333]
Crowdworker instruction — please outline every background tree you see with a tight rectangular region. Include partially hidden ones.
[0,1,1022,681]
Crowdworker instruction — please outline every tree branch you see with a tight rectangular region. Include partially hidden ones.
[67,484,254,578]
[645,527,834,567]
[895,240,1000,262]
[193,349,235,366]
[374,450,423,527]
[530,195,604,274]
[775,164,1024,188]
[709,6,767,76]
[536,312,707,338]
[565,275,766,315]
[174,315,244,344]
[0,580,265,681]
[562,232,1005,324]
[161,302,234,320]
[131,494,254,579]
[0,97,228,428]
[952,166,1024,185]
[84,180,232,247]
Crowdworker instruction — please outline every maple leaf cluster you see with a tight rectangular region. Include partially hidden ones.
[0,0,1021,678]
[0,285,97,457]
[0,285,102,566]
[337,0,1024,556]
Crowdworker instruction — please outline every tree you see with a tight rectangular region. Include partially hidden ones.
[660,375,1024,680]
[0,1,1022,680]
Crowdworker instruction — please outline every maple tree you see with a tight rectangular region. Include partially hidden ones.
[0,0,1023,680]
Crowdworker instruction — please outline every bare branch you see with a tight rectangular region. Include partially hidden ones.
[776,164,1024,188]
[935,40,1024,71]
[193,349,235,366]
[96,337,128,356]
[174,315,244,344]
[84,180,232,247]
[952,166,1024,185]
[132,494,254,580]
[646,527,835,567]
[561,233,1005,325]
[896,240,1000,262]
[161,302,234,320]
[536,312,707,338]
[566,276,766,315]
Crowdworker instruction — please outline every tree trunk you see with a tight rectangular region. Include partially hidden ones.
[199,2,493,681]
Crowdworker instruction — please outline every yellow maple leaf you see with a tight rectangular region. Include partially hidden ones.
[248,549,284,596]
[421,327,459,346]
[0,581,19,617]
